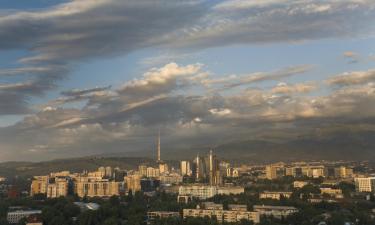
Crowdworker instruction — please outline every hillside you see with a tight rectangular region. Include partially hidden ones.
[0,156,160,178]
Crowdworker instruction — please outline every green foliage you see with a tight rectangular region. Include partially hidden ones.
[1,188,375,225]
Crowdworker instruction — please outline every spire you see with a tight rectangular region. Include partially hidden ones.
[157,129,161,162]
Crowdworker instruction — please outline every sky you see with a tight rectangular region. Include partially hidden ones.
[1,0,375,162]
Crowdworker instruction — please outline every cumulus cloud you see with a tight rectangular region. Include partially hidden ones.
[271,82,317,94]
[118,62,205,98]
[326,69,375,86]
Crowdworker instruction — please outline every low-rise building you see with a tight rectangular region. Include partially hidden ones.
[293,181,309,188]
[253,205,298,219]
[7,210,42,224]
[259,191,292,200]
[202,202,224,210]
[320,188,343,198]
[183,204,260,224]
[178,185,217,199]
[147,211,180,221]
[217,186,244,195]
[178,185,244,200]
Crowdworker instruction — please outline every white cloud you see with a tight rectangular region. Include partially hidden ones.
[327,69,375,86]
[271,82,316,94]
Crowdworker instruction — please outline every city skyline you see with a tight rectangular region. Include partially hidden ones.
[1,1,375,162]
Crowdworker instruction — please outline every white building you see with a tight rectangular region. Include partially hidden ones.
[183,204,260,224]
[355,177,375,193]
[7,210,42,224]
[178,185,217,199]
[217,186,244,195]
[178,185,244,200]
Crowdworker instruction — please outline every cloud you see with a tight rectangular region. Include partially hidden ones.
[207,65,313,90]
[118,62,205,98]
[1,0,375,116]
[326,69,375,86]
[0,0,206,114]
[1,0,375,160]
[271,82,317,94]
[139,51,199,66]
[209,108,231,116]
[171,0,375,48]
[343,51,360,63]
[0,92,32,115]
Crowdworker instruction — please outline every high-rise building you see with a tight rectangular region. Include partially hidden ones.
[180,161,192,176]
[207,150,219,185]
[193,154,206,181]
[159,163,169,174]
[98,167,106,177]
[146,167,160,178]
[355,177,375,193]
[139,165,148,177]
[74,177,121,198]
[159,173,183,185]
[113,168,127,182]
[30,176,48,196]
[105,166,113,178]
[125,174,141,193]
[265,165,277,180]
[140,178,160,192]
[46,177,70,198]
[31,175,71,198]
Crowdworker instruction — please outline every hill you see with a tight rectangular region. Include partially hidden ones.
[0,156,161,178]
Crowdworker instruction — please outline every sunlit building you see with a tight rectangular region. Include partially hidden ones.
[183,203,260,223]
[355,177,375,193]
[125,174,141,193]
[74,177,121,197]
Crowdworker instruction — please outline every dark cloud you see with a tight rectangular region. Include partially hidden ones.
[2,63,375,161]
[1,0,375,116]
[0,0,207,114]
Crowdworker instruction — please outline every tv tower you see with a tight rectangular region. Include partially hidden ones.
[157,129,161,162]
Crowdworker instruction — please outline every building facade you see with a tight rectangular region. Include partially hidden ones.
[355,177,375,193]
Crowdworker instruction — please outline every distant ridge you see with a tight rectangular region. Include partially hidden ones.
[0,156,157,177]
